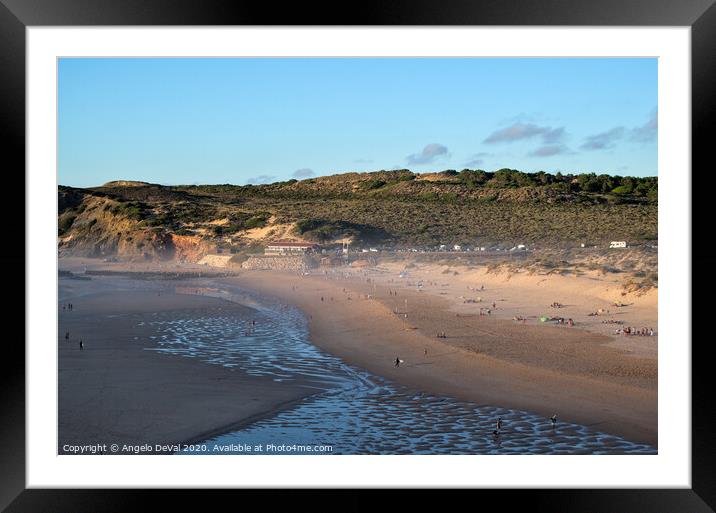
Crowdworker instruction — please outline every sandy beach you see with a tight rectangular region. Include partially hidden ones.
[58,279,316,454]
[58,256,657,450]
[227,263,657,446]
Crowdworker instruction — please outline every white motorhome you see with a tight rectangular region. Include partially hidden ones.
[609,241,627,249]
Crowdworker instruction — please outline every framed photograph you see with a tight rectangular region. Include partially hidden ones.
[4,0,713,510]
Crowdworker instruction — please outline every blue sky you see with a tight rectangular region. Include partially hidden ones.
[58,58,657,187]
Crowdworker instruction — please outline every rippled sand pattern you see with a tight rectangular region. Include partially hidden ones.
[145,292,348,388]
[145,284,656,455]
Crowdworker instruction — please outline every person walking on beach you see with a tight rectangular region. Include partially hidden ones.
[79,339,83,350]
[395,357,400,368]
[424,348,428,357]
[65,332,69,341]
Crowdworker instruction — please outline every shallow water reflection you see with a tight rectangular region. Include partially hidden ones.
[143,282,656,455]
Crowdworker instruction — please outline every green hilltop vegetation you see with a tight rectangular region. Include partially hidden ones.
[57,169,657,259]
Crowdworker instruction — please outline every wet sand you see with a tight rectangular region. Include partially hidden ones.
[229,271,657,446]
[58,283,315,454]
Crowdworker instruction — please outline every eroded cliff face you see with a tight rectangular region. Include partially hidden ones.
[169,234,214,262]
[58,193,214,262]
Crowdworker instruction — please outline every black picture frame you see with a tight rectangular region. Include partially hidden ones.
[2,1,713,510]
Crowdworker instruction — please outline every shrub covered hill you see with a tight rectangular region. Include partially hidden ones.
[58,169,657,261]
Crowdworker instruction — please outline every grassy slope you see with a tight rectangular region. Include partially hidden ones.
[57,170,657,258]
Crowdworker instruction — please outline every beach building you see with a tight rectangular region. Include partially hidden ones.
[265,241,319,255]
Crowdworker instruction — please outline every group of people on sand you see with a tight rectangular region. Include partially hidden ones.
[616,326,655,337]
[493,413,558,437]
[63,331,83,350]
[436,332,447,339]
[62,301,81,349]
[479,308,492,316]
[550,301,564,309]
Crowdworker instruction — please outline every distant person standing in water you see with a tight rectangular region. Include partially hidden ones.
[79,339,83,350]
[65,332,69,341]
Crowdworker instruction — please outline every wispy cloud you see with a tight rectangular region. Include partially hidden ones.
[484,122,565,145]
[406,143,449,165]
[542,127,566,144]
[245,174,276,184]
[463,152,490,167]
[292,168,315,178]
[529,144,569,157]
[580,127,625,151]
[630,109,657,142]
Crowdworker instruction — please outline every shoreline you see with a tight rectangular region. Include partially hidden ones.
[225,270,657,446]
[58,282,317,454]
